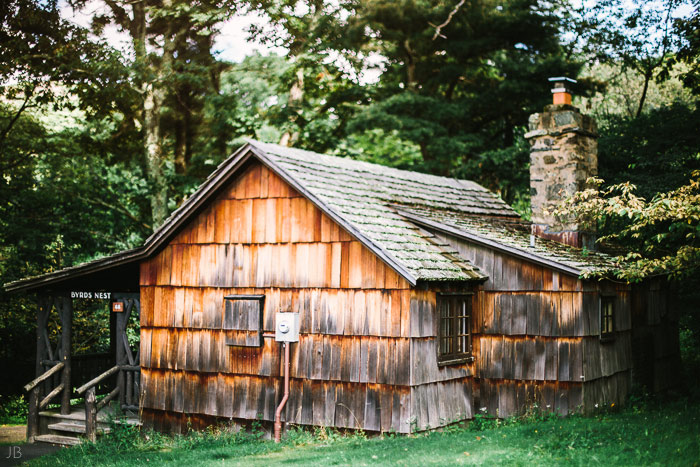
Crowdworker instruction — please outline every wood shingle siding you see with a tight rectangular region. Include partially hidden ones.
[427,230,635,417]
[139,163,426,433]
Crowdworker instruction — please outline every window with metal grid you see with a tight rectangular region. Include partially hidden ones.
[600,296,615,342]
[438,293,472,365]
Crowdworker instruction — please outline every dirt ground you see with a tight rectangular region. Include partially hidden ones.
[0,426,24,445]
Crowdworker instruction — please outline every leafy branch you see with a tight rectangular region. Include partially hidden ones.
[556,171,700,282]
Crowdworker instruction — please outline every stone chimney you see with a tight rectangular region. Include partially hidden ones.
[525,77,598,249]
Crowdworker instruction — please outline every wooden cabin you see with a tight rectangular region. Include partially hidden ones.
[6,96,680,442]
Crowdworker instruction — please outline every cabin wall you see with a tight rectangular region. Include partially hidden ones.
[139,162,415,434]
[431,232,633,416]
[630,279,681,392]
[408,289,475,430]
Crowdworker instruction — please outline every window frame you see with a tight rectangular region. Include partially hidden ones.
[223,294,265,347]
[437,293,473,366]
[600,294,615,343]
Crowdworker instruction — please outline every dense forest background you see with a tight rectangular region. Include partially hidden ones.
[1,0,699,401]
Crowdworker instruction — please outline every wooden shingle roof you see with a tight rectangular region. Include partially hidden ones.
[7,139,617,293]
[396,205,615,276]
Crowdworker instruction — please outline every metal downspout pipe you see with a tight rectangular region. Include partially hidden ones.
[274,342,290,443]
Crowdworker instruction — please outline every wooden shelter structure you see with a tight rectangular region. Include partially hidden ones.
[6,98,680,442]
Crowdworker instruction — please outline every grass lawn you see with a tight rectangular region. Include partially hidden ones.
[31,397,700,466]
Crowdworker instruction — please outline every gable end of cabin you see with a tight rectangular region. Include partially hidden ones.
[137,160,479,433]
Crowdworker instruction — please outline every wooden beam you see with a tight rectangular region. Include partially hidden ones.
[35,297,50,380]
[59,297,73,415]
[24,362,64,393]
[26,388,39,443]
[85,387,97,443]
[96,386,120,412]
[76,365,119,395]
[39,383,64,410]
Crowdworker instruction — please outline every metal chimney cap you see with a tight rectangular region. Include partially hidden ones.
[548,77,577,84]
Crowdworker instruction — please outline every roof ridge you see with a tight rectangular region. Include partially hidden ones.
[246,139,492,193]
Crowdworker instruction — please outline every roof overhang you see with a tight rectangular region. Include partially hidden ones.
[395,209,584,277]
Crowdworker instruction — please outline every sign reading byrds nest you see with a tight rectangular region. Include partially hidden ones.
[70,291,112,299]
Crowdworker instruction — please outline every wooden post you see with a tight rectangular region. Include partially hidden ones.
[85,387,97,443]
[35,297,50,394]
[132,298,141,409]
[116,302,128,408]
[126,370,133,406]
[59,296,73,415]
[109,303,117,364]
[26,387,39,443]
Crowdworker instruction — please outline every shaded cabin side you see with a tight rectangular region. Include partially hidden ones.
[138,161,477,434]
[430,230,634,416]
[630,279,681,393]
[408,288,476,431]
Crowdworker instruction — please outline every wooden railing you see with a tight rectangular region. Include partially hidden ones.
[76,364,141,442]
[26,294,141,443]
[77,365,120,442]
[25,362,65,442]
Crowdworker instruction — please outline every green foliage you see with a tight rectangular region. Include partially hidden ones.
[335,0,577,202]
[577,62,695,125]
[598,104,700,201]
[558,171,700,282]
[0,103,149,394]
[571,0,693,118]
[667,4,700,94]
[0,0,134,118]
[0,394,27,425]
[334,129,422,170]
[454,131,531,207]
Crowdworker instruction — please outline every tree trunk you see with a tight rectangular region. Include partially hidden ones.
[130,0,175,227]
[143,83,169,226]
[636,71,652,118]
[404,39,417,91]
[280,68,304,147]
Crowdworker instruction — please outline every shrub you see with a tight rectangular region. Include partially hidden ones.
[0,394,27,425]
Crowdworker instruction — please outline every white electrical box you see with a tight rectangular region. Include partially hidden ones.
[275,312,300,342]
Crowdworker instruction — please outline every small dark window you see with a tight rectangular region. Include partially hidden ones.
[600,296,615,341]
[438,294,472,365]
[224,294,265,347]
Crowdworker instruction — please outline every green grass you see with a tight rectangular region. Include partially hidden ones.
[30,397,700,466]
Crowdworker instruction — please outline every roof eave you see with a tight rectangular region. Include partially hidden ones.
[3,247,145,293]
[396,209,584,277]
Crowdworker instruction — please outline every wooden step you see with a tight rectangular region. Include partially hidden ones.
[48,422,86,433]
[39,407,141,427]
[35,434,82,446]
[48,422,111,434]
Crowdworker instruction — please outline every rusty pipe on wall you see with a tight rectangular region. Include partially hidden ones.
[274,342,290,443]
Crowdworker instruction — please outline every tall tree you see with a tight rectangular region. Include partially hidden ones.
[69,0,241,226]
[669,2,700,94]
[247,0,370,150]
[0,0,132,152]
[574,0,692,118]
[342,0,577,204]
